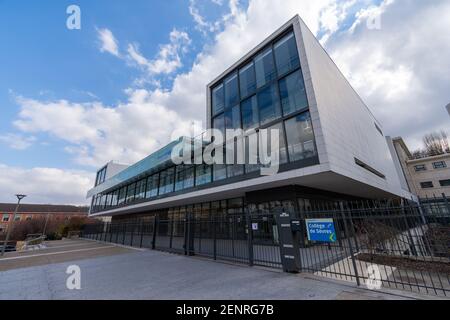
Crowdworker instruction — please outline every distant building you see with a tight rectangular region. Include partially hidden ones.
[392,137,450,198]
[446,103,450,116]
[0,203,89,234]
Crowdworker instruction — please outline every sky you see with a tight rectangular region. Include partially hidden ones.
[0,0,449,205]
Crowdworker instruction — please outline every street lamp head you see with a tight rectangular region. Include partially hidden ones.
[15,194,26,201]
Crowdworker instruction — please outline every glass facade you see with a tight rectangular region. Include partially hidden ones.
[285,112,316,162]
[279,70,308,115]
[91,30,319,214]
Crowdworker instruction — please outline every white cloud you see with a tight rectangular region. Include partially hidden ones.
[0,133,36,150]
[13,91,203,168]
[327,0,450,150]
[127,28,191,77]
[0,163,93,205]
[7,0,450,205]
[97,28,120,57]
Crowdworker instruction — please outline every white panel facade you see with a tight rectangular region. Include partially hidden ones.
[294,16,412,199]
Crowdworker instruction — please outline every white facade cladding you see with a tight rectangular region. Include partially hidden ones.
[291,16,412,200]
[87,15,414,217]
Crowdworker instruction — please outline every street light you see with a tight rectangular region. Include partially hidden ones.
[1,194,26,256]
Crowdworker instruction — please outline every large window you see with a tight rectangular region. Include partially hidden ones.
[175,165,195,191]
[159,168,175,195]
[239,62,256,99]
[111,189,119,206]
[196,164,212,186]
[225,104,241,132]
[263,122,288,165]
[284,112,316,162]
[212,84,224,115]
[420,181,434,189]
[255,47,276,88]
[224,73,239,109]
[241,95,259,131]
[126,182,136,203]
[145,174,159,198]
[213,113,225,138]
[245,133,260,173]
[414,164,426,172]
[214,159,227,181]
[440,179,450,187]
[274,32,300,76]
[279,70,308,115]
[257,83,281,125]
[433,161,447,169]
[135,179,146,200]
[118,186,127,205]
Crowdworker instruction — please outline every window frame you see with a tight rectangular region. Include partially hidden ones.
[432,161,447,169]
[420,181,434,189]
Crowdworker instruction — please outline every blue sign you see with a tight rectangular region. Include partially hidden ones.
[305,219,336,243]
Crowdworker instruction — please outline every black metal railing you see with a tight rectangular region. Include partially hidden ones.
[81,196,450,297]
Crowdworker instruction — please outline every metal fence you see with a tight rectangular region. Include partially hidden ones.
[81,197,450,297]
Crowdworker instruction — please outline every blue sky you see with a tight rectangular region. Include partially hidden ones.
[0,0,449,204]
[0,0,208,169]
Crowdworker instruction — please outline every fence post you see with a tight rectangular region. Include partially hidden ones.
[213,216,217,260]
[109,223,113,243]
[186,212,195,256]
[246,207,254,267]
[340,202,360,286]
[152,215,158,250]
[169,217,174,249]
[130,221,135,247]
[122,223,126,245]
[139,219,144,248]
[401,200,418,257]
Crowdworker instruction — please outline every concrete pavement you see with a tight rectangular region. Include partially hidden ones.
[0,239,422,300]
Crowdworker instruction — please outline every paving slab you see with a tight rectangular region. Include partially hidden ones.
[0,241,431,300]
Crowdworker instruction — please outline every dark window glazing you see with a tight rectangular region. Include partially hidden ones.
[433,161,447,169]
[414,164,426,172]
[213,113,225,138]
[118,186,127,205]
[224,73,239,109]
[145,174,159,198]
[175,165,195,191]
[439,179,450,187]
[284,112,316,161]
[213,164,227,181]
[159,168,175,195]
[257,83,281,125]
[126,182,136,203]
[254,47,276,88]
[264,122,288,165]
[212,84,224,115]
[241,95,259,131]
[239,62,256,98]
[279,70,308,115]
[420,181,434,189]
[196,164,212,186]
[225,104,241,132]
[274,32,300,76]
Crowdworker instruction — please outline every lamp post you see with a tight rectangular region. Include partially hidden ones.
[1,194,26,256]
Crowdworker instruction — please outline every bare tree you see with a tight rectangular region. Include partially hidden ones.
[412,131,449,158]
[423,131,449,156]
